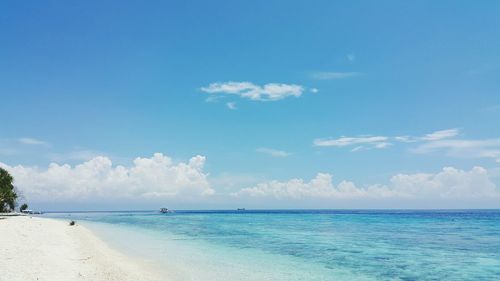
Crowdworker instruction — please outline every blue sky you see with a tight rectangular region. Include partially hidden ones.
[1,1,500,210]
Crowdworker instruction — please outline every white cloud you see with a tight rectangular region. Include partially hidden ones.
[18,138,47,145]
[311,72,361,80]
[256,147,291,157]
[314,136,389,150]
[310,88,319,93]
[394,129,460,143]
[235,173,340,199]
[375,142,392,149]
[233,167,499,200]
[316,128,500,162]
[226,102,237,110]
[315,129,460,152]
[412,138,500,162]
[421,128,460,141]
[0,153,214,202]
[201,82,305,101]
[394,136,414,143]
[394,129,459,143]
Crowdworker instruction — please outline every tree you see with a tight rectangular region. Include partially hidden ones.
[20,203,28,212]
[0,167,17,212]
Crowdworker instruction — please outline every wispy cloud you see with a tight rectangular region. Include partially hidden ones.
[226,102,237,110]
[256,147,291,157]
[315,128,500,162]
[396,129,461,143]
[314,136,389,149]
[412,139,500,163]
[311,72,361,80]
[314,129,460,152]
[0,137,48,155]
[18,137,47,145]
[201,82,305,101]
[421,129,460,141]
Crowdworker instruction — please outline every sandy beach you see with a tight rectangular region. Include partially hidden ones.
[0,215,167,281]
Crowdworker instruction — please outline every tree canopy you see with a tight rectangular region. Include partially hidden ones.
[0,167,17,212]
[20,203,28,212]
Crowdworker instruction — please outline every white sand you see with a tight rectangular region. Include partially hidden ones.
[0,215,168,281]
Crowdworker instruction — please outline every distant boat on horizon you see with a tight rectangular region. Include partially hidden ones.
[160,208,173,213]
[237,208,246,211]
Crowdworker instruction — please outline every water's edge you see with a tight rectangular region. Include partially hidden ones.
[45,210,500,281]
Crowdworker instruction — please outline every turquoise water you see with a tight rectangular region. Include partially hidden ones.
[47,210,500,280]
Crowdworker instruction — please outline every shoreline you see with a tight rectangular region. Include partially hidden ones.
[0,215,168,281]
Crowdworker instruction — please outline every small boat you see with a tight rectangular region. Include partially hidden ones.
[237,208,246,211]
[160,208,173,213]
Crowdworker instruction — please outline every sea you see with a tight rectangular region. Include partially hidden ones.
[45,209,500,281]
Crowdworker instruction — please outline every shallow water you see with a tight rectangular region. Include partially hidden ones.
[46,210,500,280]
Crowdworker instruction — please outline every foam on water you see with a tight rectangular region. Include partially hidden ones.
[47,210,500,281]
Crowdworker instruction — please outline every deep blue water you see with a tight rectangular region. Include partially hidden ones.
[46,210,500,281]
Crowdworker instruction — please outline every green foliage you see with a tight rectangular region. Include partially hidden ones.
[20,203,28,212]
[0,167,17,212]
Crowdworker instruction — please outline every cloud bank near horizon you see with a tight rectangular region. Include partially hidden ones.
[0,153,213,203]
[2,154,499,208]
[234,167,499,202]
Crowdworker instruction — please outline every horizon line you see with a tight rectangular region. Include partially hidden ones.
[40,208,500,213]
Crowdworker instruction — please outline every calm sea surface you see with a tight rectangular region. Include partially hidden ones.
[46,210,500,281]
